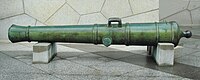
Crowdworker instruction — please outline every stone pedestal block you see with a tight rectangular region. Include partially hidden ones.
[152,43,174,66]
[32,43,57,63]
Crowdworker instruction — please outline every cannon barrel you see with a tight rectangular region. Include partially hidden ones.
[8,18,192,47]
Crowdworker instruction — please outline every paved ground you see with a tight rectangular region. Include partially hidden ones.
[0,26,200,80]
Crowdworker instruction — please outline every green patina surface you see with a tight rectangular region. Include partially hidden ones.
[8,21,191,47]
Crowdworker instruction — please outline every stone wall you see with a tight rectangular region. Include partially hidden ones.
[1,0,199,40]
[160,0,200,25]
[0,0,159,40]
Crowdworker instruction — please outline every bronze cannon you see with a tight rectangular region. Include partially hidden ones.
[8,18,192,47]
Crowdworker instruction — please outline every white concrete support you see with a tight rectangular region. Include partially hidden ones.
[152,43,174,66]
[32,43,57,64]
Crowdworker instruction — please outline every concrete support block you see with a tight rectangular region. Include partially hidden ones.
[32,43,57,64]
[153,43,174,66]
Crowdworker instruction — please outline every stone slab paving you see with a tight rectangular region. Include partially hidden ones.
[1,25,200,80]
[61,43,136,59]
[30,60,98,75]
[109,45,147,56]
[118,53,200,79]
[176,54,200,67]
[174,46,199,58]
[0,53,41,74]
[190,51,200,57]
[122,68,185,80]
[0,43,32,51]
[56,44,88,59]
[0,41,198,80]
[17,42,38,48]
[179,38,200,50]
[55,75,124,80]
[91,60,143,76]
[2,51,32,59]
[66,53,113,66]
[0,73,62,80]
